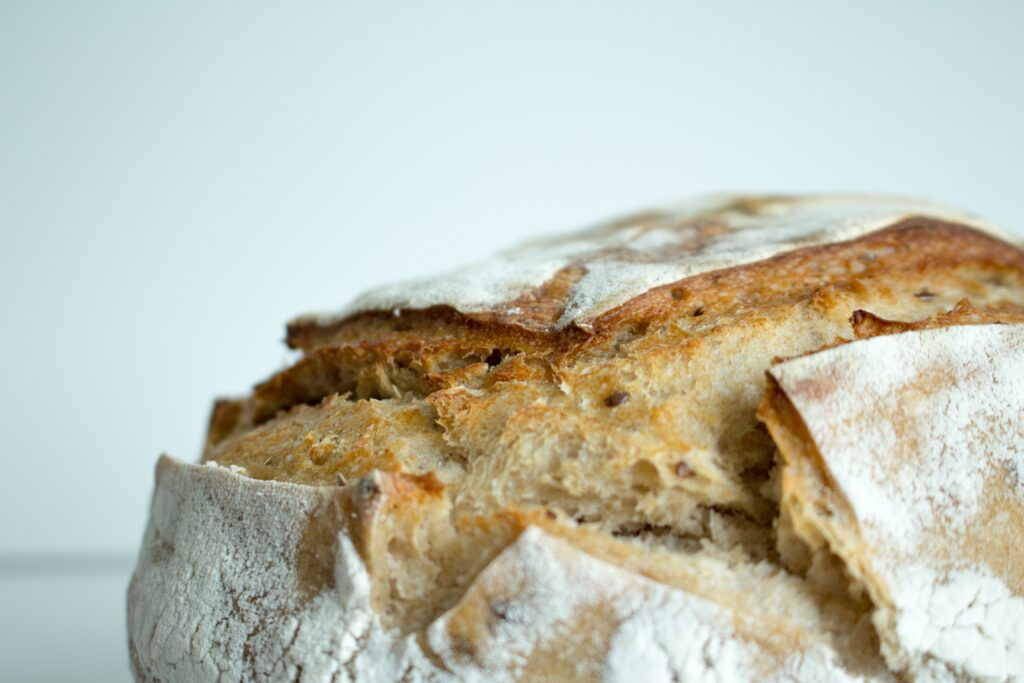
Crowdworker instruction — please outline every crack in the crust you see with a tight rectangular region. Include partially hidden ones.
[190,276,1024,679]
[343,628,370,682]
[247,347,519,430]
[281,618,302,661]
[567,494,779,561]
[325,639,351,683]
[415,628,455,676]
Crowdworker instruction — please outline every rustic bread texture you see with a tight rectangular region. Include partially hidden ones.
[761,319,1024,681]
[129,457,880,682]
[130,194,1024,682]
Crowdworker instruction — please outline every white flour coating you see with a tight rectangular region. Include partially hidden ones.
[428,527,869,683]
[312,194,1004,330]
[130,458,870,682]
[771,324,1024,545]
[769,324,1024,682]
[889,565,1024,680]
[428,526,748,682]
[127,456,443,683]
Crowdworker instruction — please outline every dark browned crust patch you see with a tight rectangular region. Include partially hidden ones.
[286,220,1024,351]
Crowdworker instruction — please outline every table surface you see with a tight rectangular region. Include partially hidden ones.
[2,557,134,683]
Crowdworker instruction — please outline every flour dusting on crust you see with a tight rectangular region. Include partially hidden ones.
[316,194,1003,330]
[127,457,439,683]
[130,193,1024,683]
[129,458,870,682]
[427,526,868,683]
[768,324,1024,681]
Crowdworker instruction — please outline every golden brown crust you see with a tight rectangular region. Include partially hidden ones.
[286,220,1023,351]
[849,297,1024,337]
[212,222,1024,455]
[139,196,1024,682]
[200,212,1024,639]
[207,227,1024,511]
[191,201,1024,673]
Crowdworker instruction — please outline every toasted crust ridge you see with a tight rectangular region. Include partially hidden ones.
[288,195,1012,346]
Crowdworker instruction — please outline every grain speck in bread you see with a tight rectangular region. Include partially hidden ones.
[129,194,1024,682]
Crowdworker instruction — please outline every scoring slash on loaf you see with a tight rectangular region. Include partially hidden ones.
[129,194,1024,682]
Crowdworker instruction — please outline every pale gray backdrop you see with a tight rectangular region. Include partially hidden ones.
[2,1,1023,680]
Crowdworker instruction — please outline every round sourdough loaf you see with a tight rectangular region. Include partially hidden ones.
[128,195,1024,682]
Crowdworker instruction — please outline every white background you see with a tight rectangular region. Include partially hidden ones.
[2,1,1023,680]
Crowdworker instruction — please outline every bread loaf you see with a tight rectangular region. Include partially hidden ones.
[128,195,1024,682]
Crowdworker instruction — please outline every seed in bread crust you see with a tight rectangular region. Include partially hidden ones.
[356,478,379,499]
[675,461,693,478]
[489,600,512,622]
[604,391,630,407]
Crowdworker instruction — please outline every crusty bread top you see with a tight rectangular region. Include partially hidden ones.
[214,194,1024,502]
[132,194,1024,682]
[290,194,1007,342]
